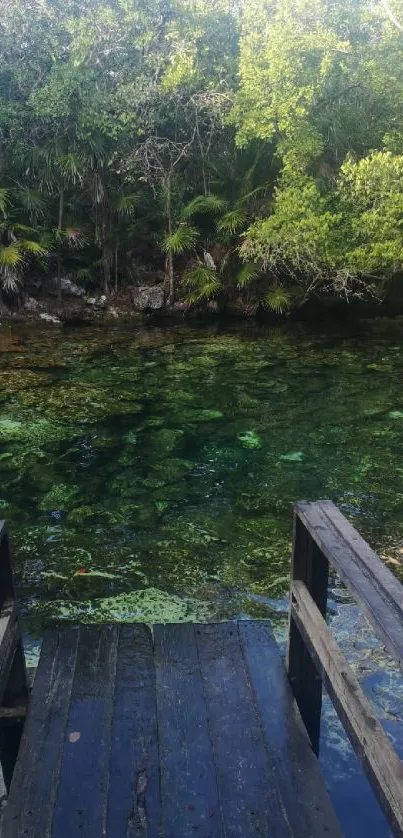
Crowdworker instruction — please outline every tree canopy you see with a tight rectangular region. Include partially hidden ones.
[2,0,403,311]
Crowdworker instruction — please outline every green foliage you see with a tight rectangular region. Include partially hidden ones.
[162,225,199,255]
[182,195,227,219]
[1,0,403,306]
[217,208,248,235]
[235,263,260,289]
[265,286,292,314]
[183,265,222,302]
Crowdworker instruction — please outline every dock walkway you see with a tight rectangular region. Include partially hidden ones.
[2,501,403,836]
[3,620,341,838]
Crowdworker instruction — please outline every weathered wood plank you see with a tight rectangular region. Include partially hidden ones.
[106,625,160,838]
[287,512,329,753]
[239,620,343,838]
[2,629,79,838]
[196,621,291,838]
[52,625,118,838]
[0,522,17,607]
[292,579,403,837]
[0,601,20,704]
[154,623,222,838]
[296,500,403,669]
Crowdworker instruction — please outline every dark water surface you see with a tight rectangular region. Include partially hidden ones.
[2,319,403,834]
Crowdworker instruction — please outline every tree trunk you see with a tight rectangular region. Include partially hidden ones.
[166,174,174,305]
[103,246,111,295]
[102,212,111,295]
[57,189,64,303]
[114,241,118,294]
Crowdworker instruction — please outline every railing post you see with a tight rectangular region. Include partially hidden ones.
[0,523,29,791]
[286,506,329,755]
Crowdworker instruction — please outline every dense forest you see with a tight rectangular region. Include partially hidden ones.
[2,0,403,314]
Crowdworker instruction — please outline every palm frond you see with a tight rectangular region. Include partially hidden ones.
[182,194,227,220]
[73,267,92,281]
[264,287,292,314]
[20,239,48,257]
[10,223,37,234]
[58,152,84,184]
[237,186,267,206]
[14,185,47,219]
[236,263,260,289]
[115,193,140,215]
[54,227,87,249]
[0,188,9,217]
[217,208,248,235]
[162,225,199,255]
[0,242,24,269]
[0,270,22,294]
[183,265,221,302]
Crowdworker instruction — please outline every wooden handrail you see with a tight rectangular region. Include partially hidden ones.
[0,522,29,790]
[287,501,403,837]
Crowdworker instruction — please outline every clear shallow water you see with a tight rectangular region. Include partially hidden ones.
[2,319,403,835]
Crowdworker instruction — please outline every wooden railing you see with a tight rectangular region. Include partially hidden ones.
[0,521,29,791]
[287,500,403,836]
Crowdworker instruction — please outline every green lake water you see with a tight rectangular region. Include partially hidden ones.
[2,318,403,835]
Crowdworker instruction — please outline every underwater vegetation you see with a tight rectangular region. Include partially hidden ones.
[2,321,403,638]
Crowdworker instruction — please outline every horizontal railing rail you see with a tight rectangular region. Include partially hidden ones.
[287,500,403,836]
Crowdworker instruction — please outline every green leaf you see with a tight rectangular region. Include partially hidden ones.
[14,185,47,219]
[236,262,260,288]
[0,188,9,217]
[162,225,199,255]
[217,208,248,235]
[0,242,24,268]
[20,239,48,257]
[183,265,221,302]
[265,287,292,314]
[182,194,227,220]
[115,193,140,215]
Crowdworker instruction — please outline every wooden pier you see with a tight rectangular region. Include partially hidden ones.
[1,501,403,836]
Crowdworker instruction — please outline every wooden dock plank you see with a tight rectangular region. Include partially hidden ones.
[154,623,223,838]
[195,621,292,838]
[52,625,118,838]
[3,619,342,838]
[2,628,79,838]
[239,620,343,838]
[106,625,160,838]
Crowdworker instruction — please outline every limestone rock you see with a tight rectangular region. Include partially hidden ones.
[132,284,165,310]
[39,312,62,325]
[86,295,107,309]
[23,296,41,312]
[49,276,85,297]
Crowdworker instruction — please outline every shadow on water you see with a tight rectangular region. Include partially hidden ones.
[2,317,403,835]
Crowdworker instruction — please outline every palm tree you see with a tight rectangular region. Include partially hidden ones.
[0,188,48,297]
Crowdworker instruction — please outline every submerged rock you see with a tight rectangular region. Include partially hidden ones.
[237,430,262,449]
[36,587,211,623]
[280,451,304,462]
